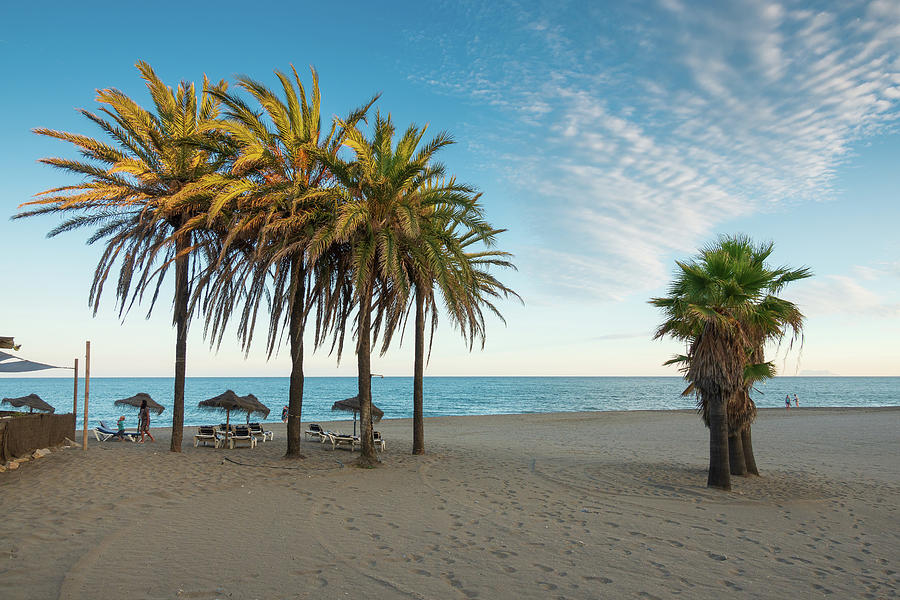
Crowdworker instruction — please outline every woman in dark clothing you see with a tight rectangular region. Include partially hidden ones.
[139,398,155,443]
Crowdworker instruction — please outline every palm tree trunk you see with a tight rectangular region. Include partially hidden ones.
[412,285,425,455]
[707,394,731,490]
[357,276,377,465]
[170,233,189,453]
[285,258,306,458]
[741,426,760,476]
[728,428,747,476]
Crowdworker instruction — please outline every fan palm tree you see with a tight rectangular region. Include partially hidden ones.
[717,236,809,475]
[15,62,229,452]
[314,113,483,464]
[650,235,810,490]
[194,66,375,457]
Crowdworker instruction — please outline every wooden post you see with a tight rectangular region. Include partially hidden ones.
[82,341,90,451]
[73,358,79,418]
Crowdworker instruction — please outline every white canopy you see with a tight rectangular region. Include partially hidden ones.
[0,350,68,373]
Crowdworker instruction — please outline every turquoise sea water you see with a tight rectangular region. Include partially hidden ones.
[0,376,897,429]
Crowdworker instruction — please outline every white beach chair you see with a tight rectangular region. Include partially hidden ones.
[248,422,274,442]
[229,426,257,449]
[94,422,138,442]
[194,425,219,448]
[304,423,325,441]
[324,433,357,451]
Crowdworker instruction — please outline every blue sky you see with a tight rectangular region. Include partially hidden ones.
[1,0,898,377]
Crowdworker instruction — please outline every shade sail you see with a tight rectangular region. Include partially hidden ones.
[2,393,55,413]
[0,350,68,373]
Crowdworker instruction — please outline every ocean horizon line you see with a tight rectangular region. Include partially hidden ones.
[3,374,897,379]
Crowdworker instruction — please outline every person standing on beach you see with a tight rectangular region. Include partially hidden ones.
[794,393,800,408]
[116,415,127,441]
[785,394,791,410]
[282,405,289,423]
[139,399,155,443]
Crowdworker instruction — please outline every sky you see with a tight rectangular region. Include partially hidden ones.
[1,0,898,377]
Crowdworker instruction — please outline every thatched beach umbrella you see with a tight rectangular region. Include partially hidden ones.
[114,392,165,415]
[198,390,245,434]
[198,390,268,438]
[331,396,383,436]
[239,393,270,424]
[0,336,20,350]
[2,393,55,413]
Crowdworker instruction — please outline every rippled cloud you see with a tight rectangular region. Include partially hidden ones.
[405,0,900,301]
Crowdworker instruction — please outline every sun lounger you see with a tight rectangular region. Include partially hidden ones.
[248,422,274,442]
[93,422,139,442]
[304,423,325,441]
[229,425,257,449]
[194,425,219,448]
[214,424,234,446]
[322,432,358,451]
[319,431,384,451]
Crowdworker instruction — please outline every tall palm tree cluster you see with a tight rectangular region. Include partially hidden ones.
[16,62,518,464]
[650,235,810,490]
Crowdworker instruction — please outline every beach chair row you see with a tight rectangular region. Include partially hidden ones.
[303,423,385,451]
[193,423,273,449]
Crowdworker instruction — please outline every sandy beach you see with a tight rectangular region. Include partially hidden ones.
[1,407,897,599]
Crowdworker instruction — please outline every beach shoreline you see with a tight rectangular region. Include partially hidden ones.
[2,407,897,599]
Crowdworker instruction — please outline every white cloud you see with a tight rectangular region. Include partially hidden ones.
[407,1,900,300]
[789,274,900,318]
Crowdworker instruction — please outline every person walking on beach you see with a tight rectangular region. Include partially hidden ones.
[139,398,155,443]
[794,393,800,408]
[785,394,791,410]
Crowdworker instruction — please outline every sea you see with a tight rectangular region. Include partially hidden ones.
[0,376,897,429]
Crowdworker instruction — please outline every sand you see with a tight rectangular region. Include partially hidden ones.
[0,407,897,599]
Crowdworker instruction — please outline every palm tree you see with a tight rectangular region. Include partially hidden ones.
[15,62,229,452]
[378,200,520,454]
[650,235,810,490]
[195,66,375,457]
[314,113,482,465]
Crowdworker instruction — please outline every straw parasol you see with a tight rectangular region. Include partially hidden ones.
[198,390,268,435]
[114,392,165,415]
[331,395,383,436]
[239,393,270,424]
[0,336,20,350]
[2,393,55,413]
